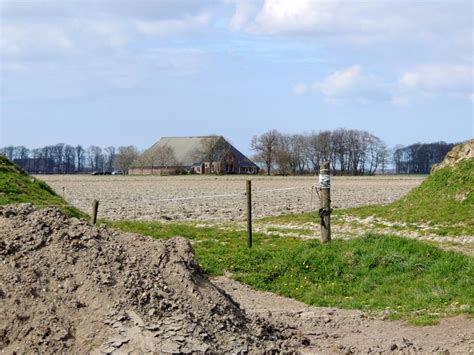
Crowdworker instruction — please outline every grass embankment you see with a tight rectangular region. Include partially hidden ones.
[347,159,473,235]
[0,154,86,219]
[107,219,474,325]
[259,159,474,236]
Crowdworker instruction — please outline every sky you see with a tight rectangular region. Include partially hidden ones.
[1,0,473,155]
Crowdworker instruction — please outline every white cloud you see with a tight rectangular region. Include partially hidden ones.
[0,1,217,59]
[296,62,474,104]
[81,22,129,48]
[399,64,472,91]
[309,65,389,102]
[313,65,362,97]
[0,23,75,57]
[253,0,345,35]
[0,20,137,59]
[228,0,262,30]
[394,63,474,105]
[233,0,472,50]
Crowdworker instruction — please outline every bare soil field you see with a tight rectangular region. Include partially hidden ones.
[37,175,424,221]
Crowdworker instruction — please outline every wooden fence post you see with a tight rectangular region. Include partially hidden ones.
[91,200,99,225]
[319,161,331,243]
[246,180,252,248]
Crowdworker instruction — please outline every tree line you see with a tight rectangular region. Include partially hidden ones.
[251,128,390,175]
[393,142,455,174]
[1,131,456,175]
[0,144,140,174]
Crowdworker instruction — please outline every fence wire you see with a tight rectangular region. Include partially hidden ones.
[28,182,323,221]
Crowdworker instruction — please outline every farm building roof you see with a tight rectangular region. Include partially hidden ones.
[135,136,258,168]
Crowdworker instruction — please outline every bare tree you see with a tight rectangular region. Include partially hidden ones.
[64,145,76,173]
[305,131,327,172]
[17,146,29,161]
[104,146,116,172]
[114,146,140,172]
[51,143,65,173]
[193,135,232,174]
[250,130,280,175]
[75,145,85,172]
[1,146,15,160]
[135,144,178,169]
[290,134,308,174]
[87,146,104,171]
[154,145,178,168]
[274,133,292,175]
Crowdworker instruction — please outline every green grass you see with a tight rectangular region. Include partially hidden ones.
[107,219,474,325]
[0,154,86,219]
[258,160,474,236]
[257,211,318,224]
[264,226,315,235]
[347,160,474,233]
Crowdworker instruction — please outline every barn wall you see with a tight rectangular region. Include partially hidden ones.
[128,167,178,175]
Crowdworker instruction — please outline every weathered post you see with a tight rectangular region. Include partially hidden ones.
[319,161,331,243]
[246,180,252,248]
[91,200,99,225]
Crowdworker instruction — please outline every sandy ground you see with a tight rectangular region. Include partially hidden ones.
[212,276,474,353]
[37,175,424,222]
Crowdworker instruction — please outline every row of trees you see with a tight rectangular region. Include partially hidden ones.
[251,129,390,175]
[0,144,140,174]
[393,142,454,174]
[1,132,455,176]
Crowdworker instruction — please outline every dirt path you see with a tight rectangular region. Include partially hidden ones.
[212,276,474,353]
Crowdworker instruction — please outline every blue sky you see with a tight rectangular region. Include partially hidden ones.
[1,0,473,155]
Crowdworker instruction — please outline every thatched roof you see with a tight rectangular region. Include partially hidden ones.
[134,136,258,168]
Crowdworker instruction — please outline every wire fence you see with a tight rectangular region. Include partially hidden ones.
[30,182,323,222]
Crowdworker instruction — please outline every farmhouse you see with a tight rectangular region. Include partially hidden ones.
[129,136,259,175]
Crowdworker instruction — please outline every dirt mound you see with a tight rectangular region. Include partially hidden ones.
[431,139,474,172]
[0,204,297,353]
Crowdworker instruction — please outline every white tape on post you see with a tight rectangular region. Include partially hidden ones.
[319,174,330,189]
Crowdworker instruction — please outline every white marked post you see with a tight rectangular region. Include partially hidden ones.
[319,161,331,243]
